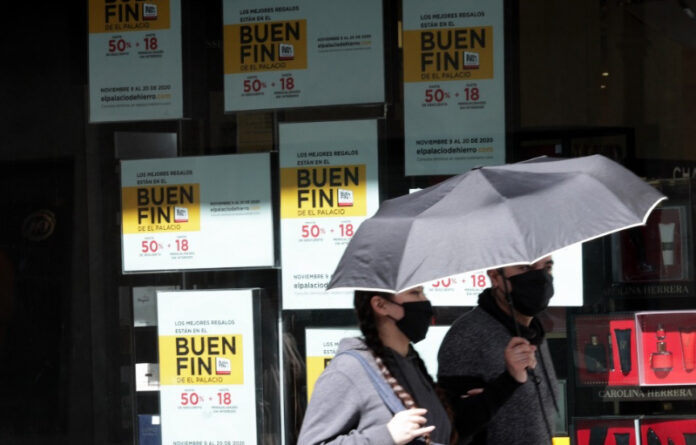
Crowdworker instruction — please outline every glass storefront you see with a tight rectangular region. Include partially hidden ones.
[1,1,696,444]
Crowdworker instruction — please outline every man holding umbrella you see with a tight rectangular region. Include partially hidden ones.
[437,256,559,444]
[326,155,665,443]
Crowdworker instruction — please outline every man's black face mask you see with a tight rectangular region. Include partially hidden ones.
[507,268,554,317]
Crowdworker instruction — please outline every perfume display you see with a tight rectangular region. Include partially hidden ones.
[571,188,694,437]
[658,222,676,267]
[615,328,633,375]
[607,332,615,372]
[636,312,696,385]
[649,323,673,376]
[580,418,696,445]
[574,418,637,445]
[575,312,696,386]
[585,335,607,373]
[587,425,607,445]
[680,328,695,372]
[614,432,630,445]
[640,420,696,445]
[647,427,661,445]
[573,315,639,386]
[617,207,685,282]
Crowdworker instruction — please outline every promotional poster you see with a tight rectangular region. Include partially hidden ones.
[88,0,183,122]
[403,0,505,175]
[121,154,274,272]
[223,0,384,111]
[157,289,257,445]
[279,120,380,309]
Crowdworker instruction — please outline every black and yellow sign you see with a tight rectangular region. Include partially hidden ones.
[89,0,171,33]
[159,334,244,385]
[224,20,308,73]
[403,26,493,82]
[280,165,367,218]
[122,183,201,233]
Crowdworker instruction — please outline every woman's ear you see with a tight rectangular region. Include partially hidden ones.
[370,295,389,316]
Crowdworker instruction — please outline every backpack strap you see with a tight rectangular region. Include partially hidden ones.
[333,350,446,445]
[335,350,405,414]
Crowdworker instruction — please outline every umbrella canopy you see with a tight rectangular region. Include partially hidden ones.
[328,155,666,293]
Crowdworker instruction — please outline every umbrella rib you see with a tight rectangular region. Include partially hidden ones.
[475,172,534,261]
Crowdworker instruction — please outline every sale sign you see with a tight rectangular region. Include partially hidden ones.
[403,0,506,176]
[88,0,183,122]
[157,289,257,445]
[120,153,274,272]
[279,120,379,309]
[222,0,384,111]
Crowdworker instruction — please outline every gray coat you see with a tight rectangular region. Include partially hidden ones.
[298,337,450,445]
[438,307,559,444]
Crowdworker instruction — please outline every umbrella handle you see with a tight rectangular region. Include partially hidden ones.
[527,367,542,384]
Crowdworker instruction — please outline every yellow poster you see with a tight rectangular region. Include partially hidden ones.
[122,183,201,234]
[279,165,367,218]
[156,289,258,445]
[224,20,308,74]
[159,334,244,385]
[403,26,493,83]
[306,356,333,401]
[89,0,171,33]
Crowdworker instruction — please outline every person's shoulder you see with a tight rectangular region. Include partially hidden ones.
[445,306,489,335]
[439,308,485,352]
[336,336,368,353]
[439,305,509,355]
[329,337,375,374]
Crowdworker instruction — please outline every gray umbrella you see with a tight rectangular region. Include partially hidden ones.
[328,155,666,293]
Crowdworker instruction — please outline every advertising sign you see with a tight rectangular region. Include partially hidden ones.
[403,0,505,175]
[223,0,384,111]
[424,243,584,307]
[88,0,183,122]
[157,289,257,445]
[121,154,274,272]
[279,120,379,309]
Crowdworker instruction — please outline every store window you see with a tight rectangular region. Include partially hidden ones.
[1,1,695,444]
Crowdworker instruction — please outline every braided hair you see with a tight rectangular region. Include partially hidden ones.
[354,290,456,444]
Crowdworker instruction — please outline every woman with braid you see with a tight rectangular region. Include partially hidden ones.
[297,287,451,445]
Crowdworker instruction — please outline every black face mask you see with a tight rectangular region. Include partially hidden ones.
[390,300,433,343]
[506,268,554,317]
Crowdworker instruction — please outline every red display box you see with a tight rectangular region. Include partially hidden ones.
[640,418,696,445]
[574,315,639,386]
[635,311,696,386]
[575,418,638,445]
